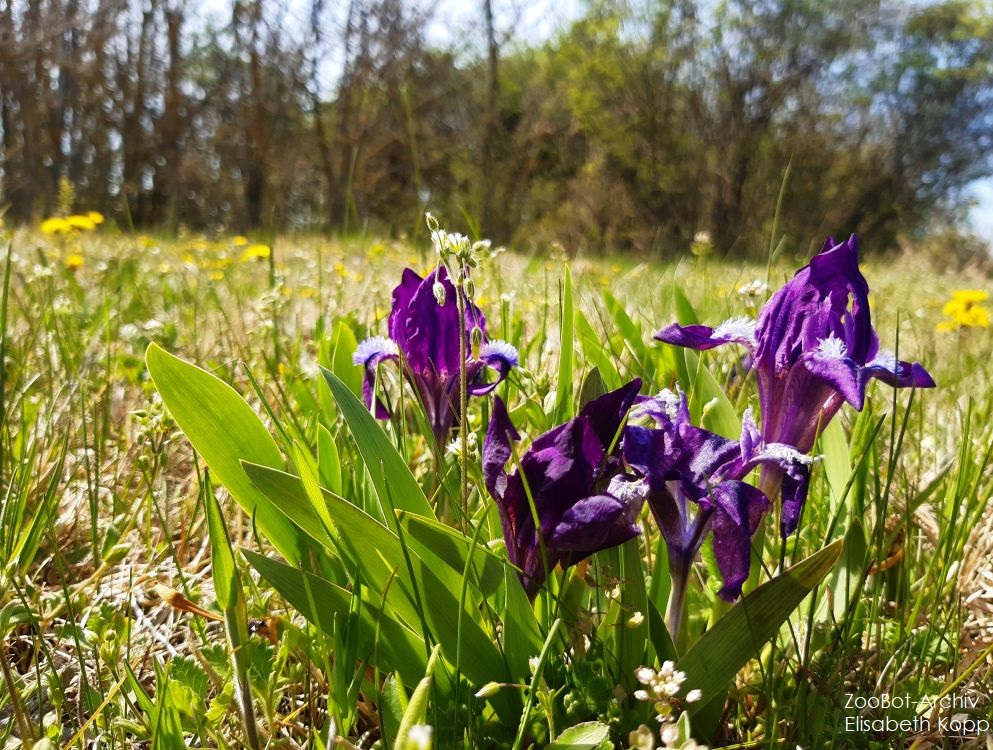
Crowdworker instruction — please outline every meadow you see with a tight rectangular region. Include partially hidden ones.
[0,223,991,749]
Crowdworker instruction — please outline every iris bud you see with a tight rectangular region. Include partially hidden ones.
[471,326,483,359]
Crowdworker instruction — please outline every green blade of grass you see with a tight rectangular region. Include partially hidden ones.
[202,470,261,750]
[320,366,434,518]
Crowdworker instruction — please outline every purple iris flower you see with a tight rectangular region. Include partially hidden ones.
[624,389,813,607]
[483,380,646,598]
[354,267,518,445]
[655,235,934,534]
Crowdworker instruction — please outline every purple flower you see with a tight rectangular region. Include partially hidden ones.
[655,235,934,534]
[624,390,812,603]
[354,267,518,444]
[483,380,645,598]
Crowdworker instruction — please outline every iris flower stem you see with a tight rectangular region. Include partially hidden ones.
[666,551,691,646]
[668,509,713,644]
[455,268,469,529]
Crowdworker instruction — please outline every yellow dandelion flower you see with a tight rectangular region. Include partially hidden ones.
[65,214,96,231]
[40,217,71,235]
[210,270,225,281]
[239,243,271,261]
[66,253,85,270]
[232,235,249,246]
[951,289,989,304]
[333,261,347,276]
[299,287,316,298]
[935,319,958,333]
[937,289,990,331]
[86,211,105,225]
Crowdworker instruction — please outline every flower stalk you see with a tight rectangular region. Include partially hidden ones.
[455,266,470,526]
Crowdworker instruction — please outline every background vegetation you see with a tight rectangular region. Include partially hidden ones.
[3,0,993,257]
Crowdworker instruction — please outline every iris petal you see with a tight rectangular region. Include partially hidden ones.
[801,349,865,409]
[550,494,638,553]
[864,354,937,390]
[353,336,399,418]
[483,381,644,598]
[710,481,771,601]
[655,318,756,351]
[466,340,519,396]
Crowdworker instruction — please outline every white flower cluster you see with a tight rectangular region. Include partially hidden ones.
[405,723,433,750]
[446,431,478,460]
[737,279,768,298]
[630,664,706,750]
[425,212,489,268]
[634,663,698,707]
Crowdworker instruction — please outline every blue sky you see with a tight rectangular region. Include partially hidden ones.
[968,180,993,244]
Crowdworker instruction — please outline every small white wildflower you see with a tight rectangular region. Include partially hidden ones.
[431,229,448,256]
[446,436,463,457]
[634,689,651,701]
[635,666,656,685]
[737,279,768,298]
[446,432,477,459]
[407,723,433,750]
[626,611,645,628]
[629,724,656,750]
[684,688,702,703]
[659,723,680,746]
[528,656,540,675]
[655,702,673,721]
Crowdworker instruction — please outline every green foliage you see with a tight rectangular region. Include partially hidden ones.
[4,230,987,748]
[145,343,304,564]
